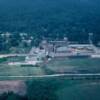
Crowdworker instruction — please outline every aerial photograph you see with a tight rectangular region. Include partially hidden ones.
[0,0,100,100]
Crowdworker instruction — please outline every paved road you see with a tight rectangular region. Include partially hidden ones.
[1,53,100,58]
[0,73,100,78]
[0,54,29,58]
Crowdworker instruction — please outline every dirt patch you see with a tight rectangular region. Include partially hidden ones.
[0,80,26,96]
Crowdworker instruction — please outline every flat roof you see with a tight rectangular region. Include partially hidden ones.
[68,44,93,47]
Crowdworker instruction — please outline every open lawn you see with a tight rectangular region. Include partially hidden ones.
[0,57,100,80]
[0,65,45,76]
[46,58,100,74]
[56,79,100,100]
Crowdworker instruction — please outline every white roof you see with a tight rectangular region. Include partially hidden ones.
[68,44,93,47]
[56,46,68,51]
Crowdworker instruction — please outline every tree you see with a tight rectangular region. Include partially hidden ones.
[27,79,61,100]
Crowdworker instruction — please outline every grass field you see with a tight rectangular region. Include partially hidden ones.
[57,79,100,100]
[0,57,100,80]
[0,65,45,76]
[25,77,100,100]
[47,58,100,74]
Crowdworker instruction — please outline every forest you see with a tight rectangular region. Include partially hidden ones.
[0,0,100,51]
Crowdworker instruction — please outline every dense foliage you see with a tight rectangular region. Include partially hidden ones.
[27,79,60,100]
[0,79,61,100]
[0,92,27,100]
[0,0,100,51]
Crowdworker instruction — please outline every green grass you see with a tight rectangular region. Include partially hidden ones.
[57,79,100,100]
[46,58,100,73]
[0,58,7,63]
[26,77,100,100]
[0,57,100,80]
[0,65,45,76]
[0,56,45,77]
